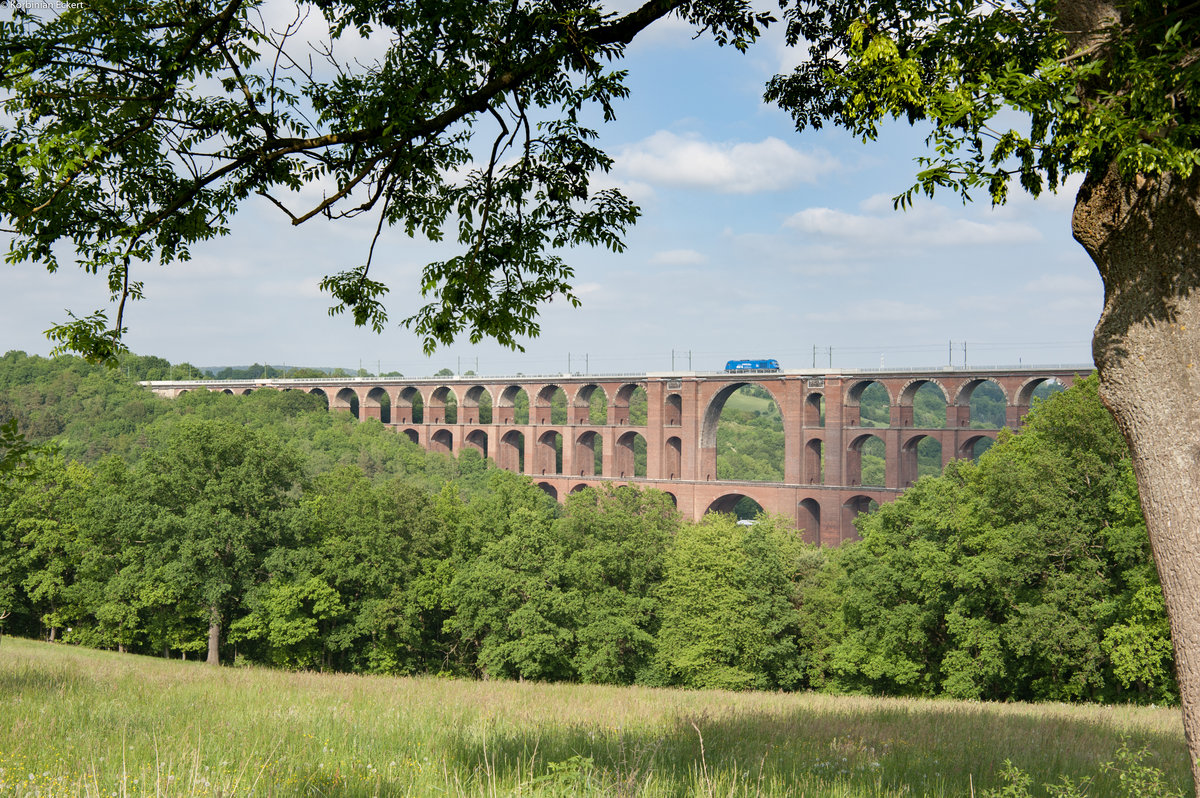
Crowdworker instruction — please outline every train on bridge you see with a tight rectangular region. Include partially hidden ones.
[724,358,781,372]
[144,365,1088,545]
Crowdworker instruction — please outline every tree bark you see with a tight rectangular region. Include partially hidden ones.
[206,605,221,666]
[1075,163,1200,788]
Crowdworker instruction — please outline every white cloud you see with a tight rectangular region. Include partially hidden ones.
[573,282,604,298]
[616,131,838,194]
[785,203,1043,249]
[650,249,708,266]
[589,172,658,204]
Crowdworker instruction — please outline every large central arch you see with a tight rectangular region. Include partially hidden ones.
[698,381,785,482]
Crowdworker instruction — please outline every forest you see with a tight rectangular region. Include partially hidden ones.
[0,350,1175,704]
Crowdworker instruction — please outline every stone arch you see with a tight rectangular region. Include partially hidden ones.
[847,432,886,487]
[537,429,563,475]
[952,378,1007,429]
[401,428,419,444]
[500,430,525,472]
[705,493,765,520]
[897,379,948,428]
[613,383,646,426]
[804,392,825,427]
[1014,376,1068,406]
[953,377,1009,405]
[615,430,647,478]
[664,436,682,479]
[901,433,942,487]
[396,387,424,424]
[699,381,784,448]
[661,491,678,507]
[537,482,558,501]
[535,384,567,425]
[308,388,330,410]
[430,428,453,455]
[462,386,493,424]
[574,430,603,476]
[899,378,949,406]
[428,386,458,424]
[840,495,879,543]
[798,498,822,545]
[664,393,682,426]
[364,387,391,423]
[846,380,891,428]
[698,381,784,482]
[239,388,254,395]
[570,482,591,494]
[957,433,997,460]
[464,429,488,459]
[498,386,529,424]
[221,388,234,395]
[804,438,824,484]
[572,384,608,425]
[333,388,359,419]
[177,389,189,395]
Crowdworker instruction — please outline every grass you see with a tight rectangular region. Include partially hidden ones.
[723,391,776,417]
[0,636,1189,797]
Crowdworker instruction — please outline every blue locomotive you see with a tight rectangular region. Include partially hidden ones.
[725,359,781,372]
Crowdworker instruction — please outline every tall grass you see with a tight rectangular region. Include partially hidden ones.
[0,637,1188,796]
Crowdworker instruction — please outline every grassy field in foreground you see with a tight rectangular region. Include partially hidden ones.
[0,636,1189,797]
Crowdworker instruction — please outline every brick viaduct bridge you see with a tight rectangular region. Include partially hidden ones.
[144,366,1086,546]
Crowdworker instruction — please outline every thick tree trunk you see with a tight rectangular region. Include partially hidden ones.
[1075,164,1200,788]
[206,605,221,666]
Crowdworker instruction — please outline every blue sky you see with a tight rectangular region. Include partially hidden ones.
[1,3,1101,375]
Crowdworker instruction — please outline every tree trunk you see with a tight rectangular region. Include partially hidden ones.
[1075,163,1200,788]
[206,605,221,666]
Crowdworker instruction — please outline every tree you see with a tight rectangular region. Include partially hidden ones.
[9,457,96,643]
[244,466,452,673]
[825,376,1175,704]
[554,485,678,684]
[0,0,769,359]
[654,513,807,691]
[763,0,1200,782]
[135,417,304,664]
[0,418,34,478]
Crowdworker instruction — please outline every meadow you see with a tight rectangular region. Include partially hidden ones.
[0,637,1189,797]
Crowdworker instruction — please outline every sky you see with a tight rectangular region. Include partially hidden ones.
[0,3,1102,377]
